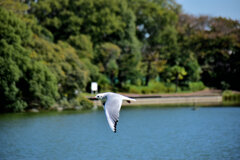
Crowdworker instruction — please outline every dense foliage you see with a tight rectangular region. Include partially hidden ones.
[0,8,59,112]
[0,0,239,112]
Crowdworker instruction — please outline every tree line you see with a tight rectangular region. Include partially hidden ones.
[0,0,239,112]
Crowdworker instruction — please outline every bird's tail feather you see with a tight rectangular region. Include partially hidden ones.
[122,96,136,101]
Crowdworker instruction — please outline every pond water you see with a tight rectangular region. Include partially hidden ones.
[0,106,240,160]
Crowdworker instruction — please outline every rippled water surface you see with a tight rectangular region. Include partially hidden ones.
[0,106,240,160]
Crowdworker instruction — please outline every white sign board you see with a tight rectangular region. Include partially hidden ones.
[91,82,98,92]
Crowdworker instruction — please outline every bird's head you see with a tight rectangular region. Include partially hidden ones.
[95,93,105,100]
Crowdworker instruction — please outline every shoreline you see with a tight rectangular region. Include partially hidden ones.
[90,89,226,107]
[1,89,239,114]
[92,95,223,107]
[89,89,240,107]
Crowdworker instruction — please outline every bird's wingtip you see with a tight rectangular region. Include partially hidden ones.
[113,120,118,133]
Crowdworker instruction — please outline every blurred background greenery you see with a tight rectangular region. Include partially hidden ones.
[0,0,239,112]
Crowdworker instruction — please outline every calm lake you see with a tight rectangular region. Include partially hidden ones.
[0,106,240,160]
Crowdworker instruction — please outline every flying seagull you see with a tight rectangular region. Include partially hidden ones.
[95,92,136,133]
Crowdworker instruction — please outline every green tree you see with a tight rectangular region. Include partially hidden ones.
[163,65,187,92]
[0,0,28,16]
[0,8,59,112]
[185,16,240,90]
[29,0,78,40]
[129,0,180,85]
[67,34,94,59]
[95,43,121,85]
[141,46,166,85]
[30,0,142,88]
[29,36,89,99]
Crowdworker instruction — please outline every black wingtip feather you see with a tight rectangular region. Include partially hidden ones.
[114,120,118,133]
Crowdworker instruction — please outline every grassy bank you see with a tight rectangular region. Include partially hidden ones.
[223,91,240,105]
[125,81,206,94]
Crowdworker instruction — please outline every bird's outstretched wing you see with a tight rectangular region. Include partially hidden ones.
[104,96,122,133]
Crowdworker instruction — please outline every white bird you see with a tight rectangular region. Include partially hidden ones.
[95,92,136,133]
